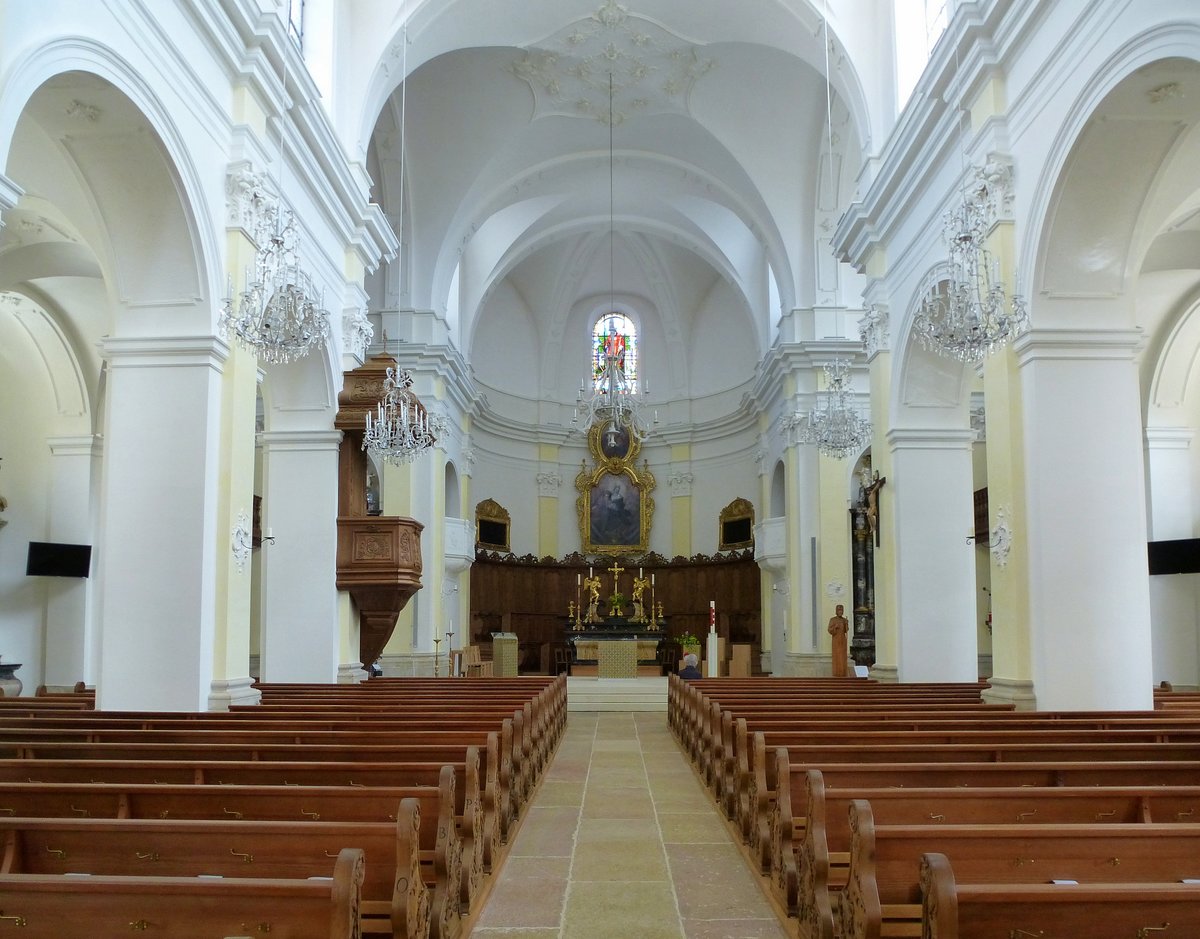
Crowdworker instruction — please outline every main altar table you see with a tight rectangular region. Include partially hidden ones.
[566,619,664,678]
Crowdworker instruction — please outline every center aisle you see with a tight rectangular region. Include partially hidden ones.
[471,710,789,939]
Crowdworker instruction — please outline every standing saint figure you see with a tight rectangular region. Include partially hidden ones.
[584,575,602,623]
[631,574,649,622]
[827,603,850,678]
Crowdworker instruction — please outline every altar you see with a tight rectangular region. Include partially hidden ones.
[566,619,663,678]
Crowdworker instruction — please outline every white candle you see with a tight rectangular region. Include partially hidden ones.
[266,528,273,539]
[651,573,655,585]
[577,573,581,586]
[639,567,643,578]
[589,566,593,577]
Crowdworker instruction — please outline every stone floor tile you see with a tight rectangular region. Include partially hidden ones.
[572,837,669,881]
[581,787,656,818]
[680,919,791,939]
[562,881,683,939]
[666,843,771,920]
[509,806,581,857]
[535,780,587,806]
[657,811,730,844]
[474,873,569,928]
[472,929,563,938]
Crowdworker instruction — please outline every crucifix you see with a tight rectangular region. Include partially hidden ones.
[606,560,625,596]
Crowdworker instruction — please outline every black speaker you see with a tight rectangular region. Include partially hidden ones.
[1148,538,1200,576]
[26,542,92,578]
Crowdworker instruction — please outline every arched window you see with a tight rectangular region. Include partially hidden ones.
[592,312,638,391]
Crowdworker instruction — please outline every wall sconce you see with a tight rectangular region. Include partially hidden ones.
[261,527,276,546]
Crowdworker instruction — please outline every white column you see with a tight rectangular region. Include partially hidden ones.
[259,430,342,682]
[1145,428,1199,689]
[43,435,101,689]
[95,337,225,711]
[1017,330,1153,710]
[888,428,979,682]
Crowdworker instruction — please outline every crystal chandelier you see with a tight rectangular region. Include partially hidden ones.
[363,366,445,465]
[574,352,656,443]
[784,359,870,459]
[221,211,331,364]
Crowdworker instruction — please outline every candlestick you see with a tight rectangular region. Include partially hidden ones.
[433,637,442,678]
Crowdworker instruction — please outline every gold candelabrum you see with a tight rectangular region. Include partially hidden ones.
[432,637,442,677]
[569,600,583,631]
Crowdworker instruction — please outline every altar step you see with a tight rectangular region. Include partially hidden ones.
[566,676,668,712]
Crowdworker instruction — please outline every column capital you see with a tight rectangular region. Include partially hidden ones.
[1145,427,1194,450]
[885,427,977,451]
[1013,328,1143,366]
[101,335,230,371]
[46,435,102,457]
[257,430,343,451]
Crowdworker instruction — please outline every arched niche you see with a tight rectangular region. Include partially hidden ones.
[444,460,461,519]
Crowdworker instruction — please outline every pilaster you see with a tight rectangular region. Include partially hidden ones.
[96,336,228,710]
[1015,328,1152,709]
[259,429,342,682]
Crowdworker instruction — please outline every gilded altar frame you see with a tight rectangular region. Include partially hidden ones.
[576,420,655,556]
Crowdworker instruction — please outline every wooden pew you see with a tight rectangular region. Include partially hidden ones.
[837,800,1200,939]
[919,851,1200,939]
[0,751,485,917]
[740,734,1200,866]
[0,845,365,939]
[773,764,1200,925]
[0,783,455,939]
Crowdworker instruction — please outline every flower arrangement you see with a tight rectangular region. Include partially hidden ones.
[608,592,627,616]
[676,632,699,647]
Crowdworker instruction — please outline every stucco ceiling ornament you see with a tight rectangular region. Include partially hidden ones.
[990,506,1013,569]
[667,471,693,495]
[232,510,253,574]
[225,163,277,234]
[858,305,889,358]
[343,306,374,361]
[511,0,715,125]
[536,471,563,496]
[973,154,1014,227]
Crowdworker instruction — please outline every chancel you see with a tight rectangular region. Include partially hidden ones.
[4,1,1200,934]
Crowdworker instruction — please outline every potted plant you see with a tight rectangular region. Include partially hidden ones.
[677,631,701,659]
[608,591,627,618]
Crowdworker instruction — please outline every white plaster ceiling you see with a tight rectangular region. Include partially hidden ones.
[368,0,858,413]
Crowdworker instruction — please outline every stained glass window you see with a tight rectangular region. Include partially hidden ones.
[592,312,637,391]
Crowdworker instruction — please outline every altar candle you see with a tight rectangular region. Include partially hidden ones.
[651,573,655,586]
[639,567,643,578]
[589,566,593,577]
[709,600,716,631]
[577,573,581,586]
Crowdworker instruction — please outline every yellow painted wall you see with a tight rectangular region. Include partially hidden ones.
[212,231,262,685]
[538,443,559,556]
[670,443,692,556]
[816,452,853,653]
[869,351,898,670]
[982,224,1032,683]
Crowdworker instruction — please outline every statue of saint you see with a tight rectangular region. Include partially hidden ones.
[827,603,850,678]
[584,575,602,623]
[631,575,649,622]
